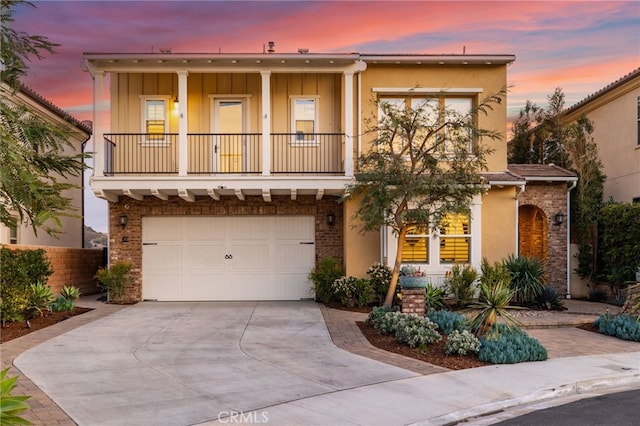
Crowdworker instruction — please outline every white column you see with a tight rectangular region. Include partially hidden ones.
[177,71,189,177]
[91,71,106,177]
[344,70,354,177]
[261,71,271,176]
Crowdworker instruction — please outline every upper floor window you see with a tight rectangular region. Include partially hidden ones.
[8,223,18,244]
[141,97,168,145]
[379,96,473,154]
[292,97,318,144]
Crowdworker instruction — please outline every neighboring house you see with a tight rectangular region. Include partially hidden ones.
[0,83,91,248]
[86,48,563,303]
[562,67,640,203]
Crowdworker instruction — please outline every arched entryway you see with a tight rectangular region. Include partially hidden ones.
[519,205,548,262]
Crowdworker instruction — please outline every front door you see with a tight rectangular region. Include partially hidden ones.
[214,99,244,173]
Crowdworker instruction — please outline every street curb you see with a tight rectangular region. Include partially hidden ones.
[412,372,640,426]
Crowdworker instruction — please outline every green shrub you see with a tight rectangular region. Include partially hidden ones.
[594,314,640,342]
[598,203,640,286]
[478,328,548,364]
[50,295,75,312]
[471,277,522,336]
[95,261,134,303]
[445,330,481,356]
[424,283,445,312]
[0,247,53,324]
[533,286,565,310]
[24,281,55,319]
[444,263,478,307]
[392,314,441,349]
[367,262,392,305]
[504,255,545,305]
[330,276,372,308]
[374,311,405,334]
[0,368,31,425]
[365,305,396,327]
[59,285,80,302]
[587,287,609,303]
[308,257,344,304]
[428,310,469,335]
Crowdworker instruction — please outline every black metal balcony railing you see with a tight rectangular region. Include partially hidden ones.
[188,133,262,174]
[105,134,178,175]
[104,133,345,175]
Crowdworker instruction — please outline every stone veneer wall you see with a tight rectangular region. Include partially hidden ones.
[518,182,569,296]
[108,195,344,303]
[1,244,104,296]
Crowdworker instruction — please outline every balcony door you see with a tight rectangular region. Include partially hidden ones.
[213,98,246,173]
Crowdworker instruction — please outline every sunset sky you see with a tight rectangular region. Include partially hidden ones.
[11,0,640,232]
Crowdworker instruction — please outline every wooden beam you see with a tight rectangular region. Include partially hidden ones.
[207,188,220,200]
[150,189,169,200]
[93,189,118,203]
[178,189,195,202]
[235,189,245,200]
[316,189,324,200]
[291,189,297,200]
[262,189,272,202]
[123,189,144,201]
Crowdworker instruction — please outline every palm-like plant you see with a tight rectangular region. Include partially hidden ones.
[504,255,545,305]
[1,368,32,425]
[471,259,523,336]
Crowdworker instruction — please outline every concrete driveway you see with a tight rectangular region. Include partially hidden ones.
[14,301,417,426]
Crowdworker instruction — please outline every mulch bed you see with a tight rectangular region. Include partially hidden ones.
[356,321,490,370]
[0,307,93,344]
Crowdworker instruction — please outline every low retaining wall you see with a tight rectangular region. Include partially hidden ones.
[2,244,105,296]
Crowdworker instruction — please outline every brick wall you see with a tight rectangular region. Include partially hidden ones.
[518,182,569,295]
[108,195,344,303]
[2,244,104,296]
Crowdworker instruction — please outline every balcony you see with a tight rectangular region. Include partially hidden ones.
[104,133,345,176]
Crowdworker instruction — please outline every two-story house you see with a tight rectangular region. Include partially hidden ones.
[0,83,91,248]
[85,49,532,303]
[562,67,640,203]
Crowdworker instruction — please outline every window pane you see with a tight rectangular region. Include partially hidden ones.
[146,100,165,120]
[379,98,406,152]
[445,98,472,151]
[402,225,429,263]
[440,213,470,263]
[9,224,17,244]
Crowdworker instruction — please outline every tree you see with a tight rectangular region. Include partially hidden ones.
[345,90,506,307]
[507,100,544,164]
[565,115,605,282]
[0,0,87,236]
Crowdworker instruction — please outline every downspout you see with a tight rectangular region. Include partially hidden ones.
[515,183,525,254]
[566,179,577,298]
[80,121,93,249]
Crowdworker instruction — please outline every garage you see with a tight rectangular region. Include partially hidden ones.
[142,216,316,301]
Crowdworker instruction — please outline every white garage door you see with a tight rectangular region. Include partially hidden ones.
[142,216,316,301]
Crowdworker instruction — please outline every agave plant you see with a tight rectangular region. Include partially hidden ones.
[59,285,80,302]
[471,265,523,336]
[0,368,31,425]
[504,255,545,305]
[24,281,55,322]
[424,283,445,312]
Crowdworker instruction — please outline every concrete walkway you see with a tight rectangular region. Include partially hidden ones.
[4,298,639,426]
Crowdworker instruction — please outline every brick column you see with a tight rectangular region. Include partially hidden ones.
[401,288,425,315]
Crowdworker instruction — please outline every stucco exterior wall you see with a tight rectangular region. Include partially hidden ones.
[481,186,518,264]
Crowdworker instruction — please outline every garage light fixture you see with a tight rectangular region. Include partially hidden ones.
[119,215,128,229]
[327,212,335,226]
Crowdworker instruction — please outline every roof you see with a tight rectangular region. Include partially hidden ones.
[83,51,515,74]
[480,171,525,185]
[507,164,578,181]
[564,67,640,115]
[17,84,92,135]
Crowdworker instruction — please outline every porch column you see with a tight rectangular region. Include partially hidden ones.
[177,70,189,177]
[261,71,271,176]
[92,70,106,177]
[343,70,354,177]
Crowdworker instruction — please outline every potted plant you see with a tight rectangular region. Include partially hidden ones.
[398,265,429,288]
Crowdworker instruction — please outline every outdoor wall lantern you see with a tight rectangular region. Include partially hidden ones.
[554,211,565,226]
[327,212,336,226]
[173,97,179,110]
[119,215,128,229]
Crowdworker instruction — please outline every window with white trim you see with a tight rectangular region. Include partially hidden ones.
[438,213,471,263]
[403,225,429,263]
[291,97,318,144]
[378,95,473,153]
[142,98,168,145]
[9,223,18,244]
